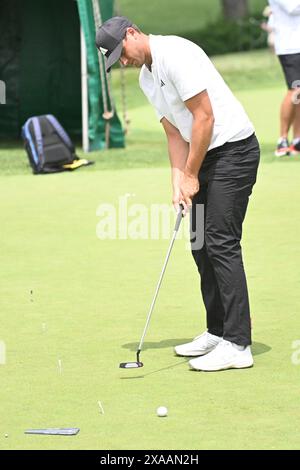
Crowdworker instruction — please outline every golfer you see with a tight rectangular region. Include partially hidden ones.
[268,0,300,156]
[96,17,260,371]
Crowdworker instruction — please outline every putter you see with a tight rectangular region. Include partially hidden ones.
[120,204,184,369]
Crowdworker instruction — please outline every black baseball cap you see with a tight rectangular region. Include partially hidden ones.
[95,16,133,72]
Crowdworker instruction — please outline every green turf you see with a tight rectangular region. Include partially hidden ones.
[116,0,267,34]
[1,48,300,450]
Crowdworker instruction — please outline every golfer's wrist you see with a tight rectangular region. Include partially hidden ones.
[184,165,198,178]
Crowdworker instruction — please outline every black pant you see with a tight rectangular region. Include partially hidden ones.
[191,134,260,346]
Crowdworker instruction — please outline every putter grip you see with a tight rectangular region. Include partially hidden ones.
[174,204,184,232]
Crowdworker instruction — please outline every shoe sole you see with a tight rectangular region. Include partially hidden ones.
[189,360,254,372]
[174,345,218,357]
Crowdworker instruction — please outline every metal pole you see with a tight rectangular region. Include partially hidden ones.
[80,27,89,153]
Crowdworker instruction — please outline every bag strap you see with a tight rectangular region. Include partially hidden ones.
[32,117,45,166]
[45,115,74,151]
[22,119,39,166]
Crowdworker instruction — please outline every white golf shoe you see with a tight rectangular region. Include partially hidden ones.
[174,331,222,357]
[189,339,254,371]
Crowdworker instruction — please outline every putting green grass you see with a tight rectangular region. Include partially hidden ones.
[0,49,300,449]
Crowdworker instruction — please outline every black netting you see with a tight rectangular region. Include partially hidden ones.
[0,0,81,138]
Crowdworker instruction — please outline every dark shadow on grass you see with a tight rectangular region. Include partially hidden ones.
[122,339,192,352]
[122,340,271,356]
[120,375,145,380]
[119,359,189,379]
[252,341,271,356]
[120,341,271,379]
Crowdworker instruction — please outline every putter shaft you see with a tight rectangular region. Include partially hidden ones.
[137,206,184,355]
[119,206,184,369]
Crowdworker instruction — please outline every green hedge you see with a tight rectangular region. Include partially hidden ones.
[181,15,267,56]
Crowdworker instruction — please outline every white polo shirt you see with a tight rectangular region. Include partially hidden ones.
[139,35,254,151]
[268,0,300,55]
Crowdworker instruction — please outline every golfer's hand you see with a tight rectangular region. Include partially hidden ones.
[180,173,199,209]
[172,187,188,216]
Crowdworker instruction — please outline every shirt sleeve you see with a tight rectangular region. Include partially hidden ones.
[273,0,300,15]
[141,92,164,121]
[268,14,275,30]
[164,46,208,102]
[155,110,164,121]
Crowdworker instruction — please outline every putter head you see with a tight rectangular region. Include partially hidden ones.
[119,362,144,369]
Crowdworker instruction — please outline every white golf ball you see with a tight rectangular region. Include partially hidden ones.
[156,406,168,417]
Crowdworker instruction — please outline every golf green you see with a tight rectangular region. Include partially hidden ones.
[0,160,299,449]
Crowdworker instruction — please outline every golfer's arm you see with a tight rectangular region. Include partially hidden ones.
[184,90,214,177]
[161,117,189,191]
